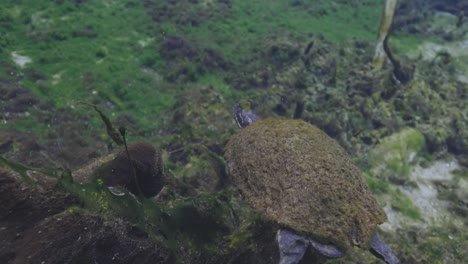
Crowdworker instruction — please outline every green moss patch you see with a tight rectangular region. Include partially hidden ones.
[390,189,422,220]
[371,128,426,184]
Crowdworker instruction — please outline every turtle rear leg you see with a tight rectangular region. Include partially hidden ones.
[369,231,400,264]
[309,238,344,259]
[276,229,344,264]
[276,229,309,264]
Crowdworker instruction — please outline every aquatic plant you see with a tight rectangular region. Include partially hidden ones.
[373,0,412,84]
[373,0,398,70]
[1,0,466,263]
[78,101,124,145]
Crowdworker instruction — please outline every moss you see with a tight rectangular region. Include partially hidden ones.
[452,168,468,180]
[152,0,386,63]
[393,225,468,263]
[0,156,37,186]
[228,223,254,250]
[374,128,425,161]
[1,115,50,142]
[57,167,236,253]
[422,126,448,154]
[174,153,221,192]
[390,189,421,220]
[363,172,390,194]
[198,74,236,98]
[0,0,175,136]
[1,0,466,262]
[371,128,426,184]
[405,130,425,152]
[387,158,409,177]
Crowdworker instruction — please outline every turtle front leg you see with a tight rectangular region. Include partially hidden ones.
[369,231,399,264]
[276,229,309,264]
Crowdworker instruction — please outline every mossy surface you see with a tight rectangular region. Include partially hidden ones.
[371,128,426,184]
[1,0,467,263]
[390,189,422,220]
[0,0,174,136]
[225,118,386,252]
[0,0,400,141]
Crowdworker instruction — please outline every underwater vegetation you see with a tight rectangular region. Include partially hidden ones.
[1,0,467,263]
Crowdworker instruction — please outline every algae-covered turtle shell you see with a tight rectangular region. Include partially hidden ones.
[225,118,386,252]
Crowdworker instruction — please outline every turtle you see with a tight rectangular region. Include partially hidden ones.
[224,103,399,264]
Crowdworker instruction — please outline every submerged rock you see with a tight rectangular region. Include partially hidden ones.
[0,168,175,264]
[93,141,166,198]
[371,128,425,184]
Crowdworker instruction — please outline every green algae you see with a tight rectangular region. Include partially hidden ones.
[1,0,467,263]
[186,0,384,62]
[0,0,388,129]
[198,74,236,98]
[33,168,233,253]
[0,0,175,136]
[0,156,38,186]
[362,171,390,194]
[228,223,254,250]
[0,152,237,260]
[371,128,426,185]
[390,189,422,221]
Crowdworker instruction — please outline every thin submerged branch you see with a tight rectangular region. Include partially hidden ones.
[373,0,398,71]
[373,0,412,84]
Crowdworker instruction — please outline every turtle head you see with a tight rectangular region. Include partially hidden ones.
[233,101,260,128]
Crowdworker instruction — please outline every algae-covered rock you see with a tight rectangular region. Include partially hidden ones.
[176,150,228,192]
[225,118,386,252]
[0,168,176,264]
[72,152,117,184]
[371,128,425,175]
[92,141,166,198]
